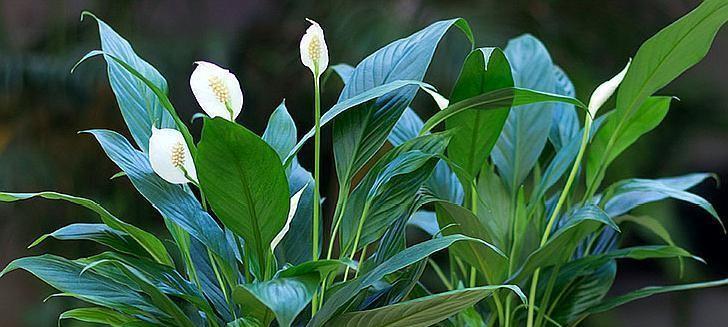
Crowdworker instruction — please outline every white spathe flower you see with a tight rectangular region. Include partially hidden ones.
[271,185,308,251]
[149,127,197,185]
[190,61,243,121]
[588,60,631,116]
[300,19,329,77]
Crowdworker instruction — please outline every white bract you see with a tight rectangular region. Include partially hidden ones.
[300,19,329,77]
[148,127,197,185]
[588,60,631,116]
[190,61,243,121]
[271,185,308,251]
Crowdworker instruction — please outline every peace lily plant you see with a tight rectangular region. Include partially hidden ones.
[2,2,728,326]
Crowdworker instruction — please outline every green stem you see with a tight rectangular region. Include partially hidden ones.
[527,116,593,327]
[313,71,321,262]
[428,258,453,290]
[326,186,349,260]
[355,244,368,278]
[344,202,371,282]
[535,265,560,327]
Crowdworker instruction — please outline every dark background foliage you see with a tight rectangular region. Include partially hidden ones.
[0,0,726,326]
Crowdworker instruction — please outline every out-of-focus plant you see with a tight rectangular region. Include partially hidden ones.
[1,1,728,326]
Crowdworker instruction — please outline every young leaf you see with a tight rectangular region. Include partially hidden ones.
[446,47,513,181]
[197,117,290,276]
[327,285,525,327]
[233,273,320,327]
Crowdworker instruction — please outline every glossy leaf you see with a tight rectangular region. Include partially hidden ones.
[233,273,319,327]
[332,18,474,186]
[587,96,671,190]
[549,65,580,150]
[197,117,290,276]
[492,34,557,193]
[59,307,146,326]
[309,234,483,327]
[29,223,147,259]
[79,12,174,152]
[328,285,525,327]
[0,192,172,266]
[446,47,513,180]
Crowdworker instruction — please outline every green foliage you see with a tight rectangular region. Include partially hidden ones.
[3,4,728,327]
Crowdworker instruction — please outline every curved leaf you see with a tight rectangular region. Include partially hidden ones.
[29,223,148,259]
[233,273,320,327]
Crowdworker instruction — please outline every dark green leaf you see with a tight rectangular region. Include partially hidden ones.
[549,65,580,150]
[233,273,320,327]
[29,223,148,259]
[197,117,290,277]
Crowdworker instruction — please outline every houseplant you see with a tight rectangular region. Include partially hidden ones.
[2,1,728,326]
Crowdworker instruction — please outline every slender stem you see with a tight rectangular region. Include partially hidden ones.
[428,259,453,290]
[527,117,593,327]
[344,202,371,281]
[326,186,350,259]
[355,244,368,278]
[535,265,560,327]
[313,70,321,262]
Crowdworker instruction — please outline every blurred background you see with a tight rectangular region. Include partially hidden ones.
[1,0,726,326]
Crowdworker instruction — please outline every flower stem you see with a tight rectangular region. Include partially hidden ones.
[313,71,321,262]
[526,116,592,327]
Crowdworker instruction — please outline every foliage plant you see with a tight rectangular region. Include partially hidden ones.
[2,1,728,326]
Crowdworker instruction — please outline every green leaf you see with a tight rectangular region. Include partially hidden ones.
[29,223,148,259]
[493,34,557,193]
[588,0,728,189]
[587,96,671,190]
[262,102,319,264]
[327,285,525,327]
[1,255,165,321]
[435,202,508,283]
[308,234,484,327]
[284,79,433,166]
[233,273,320,327]
[340,133,451,252]
[78,12,174,153]
[0,192,172,266]
[584,277,728,316]
[419,86,585,137]
[85,129,236,268]
[602,172,716,216]
[602,176,724,231]
[511,205,618,282]
[332,18,474,186]
[262,101,297,163]
[446,47,513,181]
[59,307,147,326]
[198,117,290,277]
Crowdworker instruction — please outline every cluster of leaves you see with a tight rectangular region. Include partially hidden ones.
[2,1,728,326]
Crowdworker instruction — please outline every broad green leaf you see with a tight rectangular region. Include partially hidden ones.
[493,34,557,193]
[284,79,433,166]
[435,202,508,283]
[475,163,513,250]
[327,285,525,327]
[332,18,474,187]
[29,223,148,259]
[0,192,172,266]
[308,234,483,327]
[59,307,146,326]
[342,150,439,253]
[85,129,236,268]
[446,47,513,180]
[79,12,174,152]
[549,65,580,150]
[584,277,728,316]
[419,87,585,136]
[340,133,451,252]
[602,172,716,216]
[511,205,619,282]
[601,176,723,231]
[587,96,671,190]
[233,273,319,327]
[0,255,164,321]
[197,117,290,277]
[588,0,728,189]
